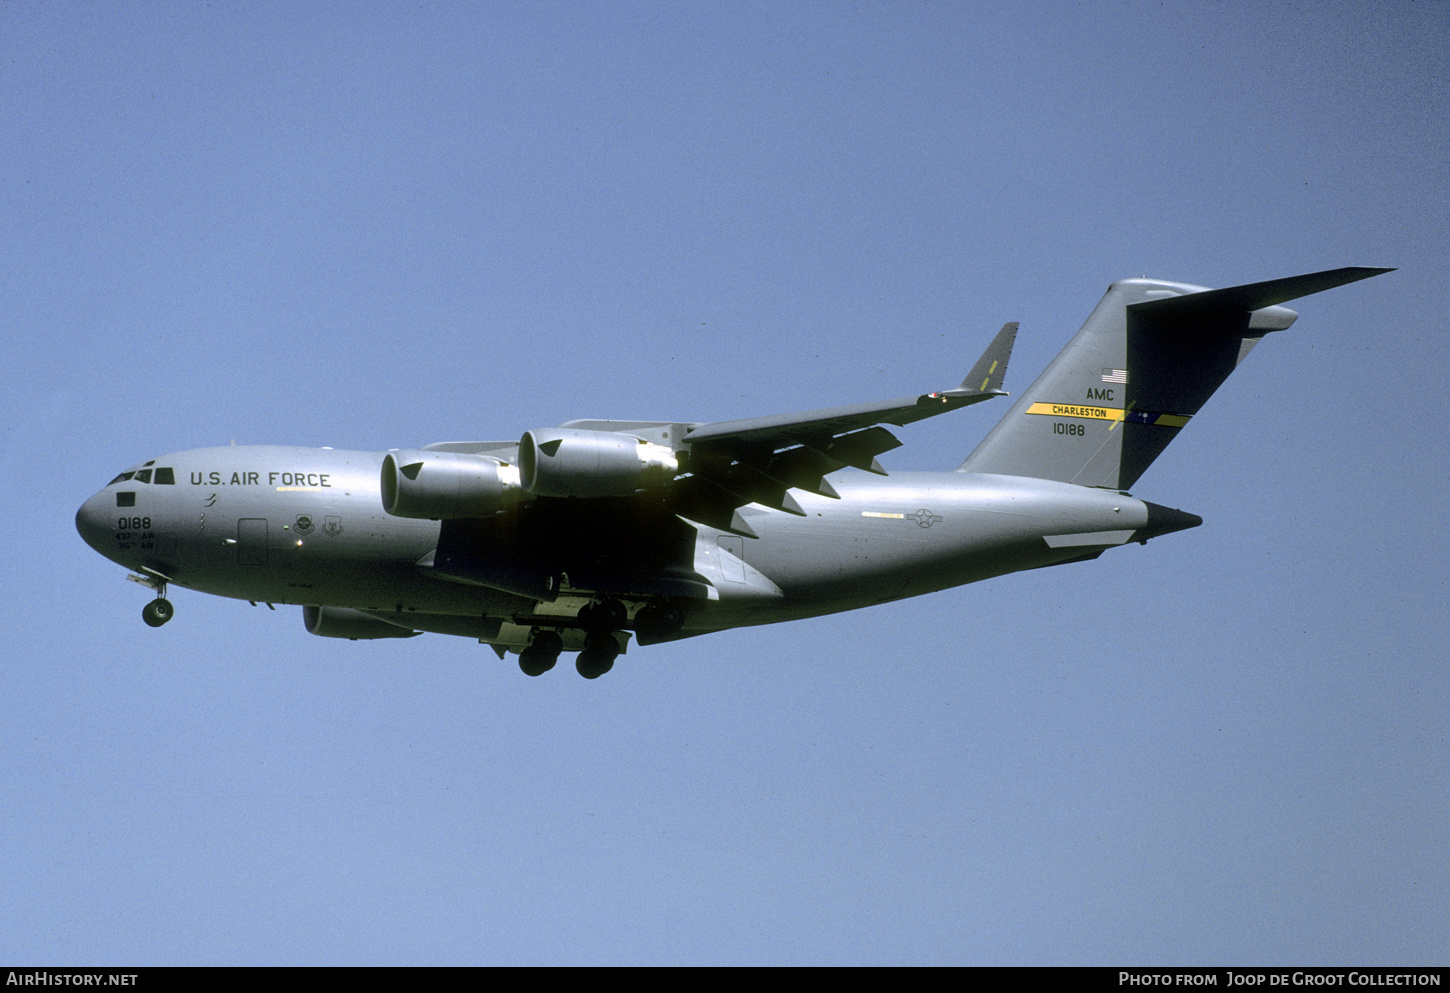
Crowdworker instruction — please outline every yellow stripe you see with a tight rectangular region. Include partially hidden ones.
[861,511,905,519]
[1026,402,1124,421]
[1025,403,1191,428]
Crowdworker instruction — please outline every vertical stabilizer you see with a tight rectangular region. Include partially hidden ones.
[957,267,1391,489]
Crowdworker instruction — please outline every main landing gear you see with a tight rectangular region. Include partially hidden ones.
[633,601,684,642]
[553,597,623,679]
[517,627,620,679]
[517,596,682,679]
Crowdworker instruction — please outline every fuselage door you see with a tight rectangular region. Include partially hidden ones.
[717,536,746,584]
[237,518,268,565]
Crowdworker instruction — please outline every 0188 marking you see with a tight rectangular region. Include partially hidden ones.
[117,517,152,531]
[1053,422,1085,437]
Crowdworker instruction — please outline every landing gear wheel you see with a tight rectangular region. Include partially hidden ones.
[518,630,563,677]
[518,649,556,677]
[582,598,628,630]
[634,602,684,640]
[575,632,619,679]
[575,651,615,679]
[142,598,174,628]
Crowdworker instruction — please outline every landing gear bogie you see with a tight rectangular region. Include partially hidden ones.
[579,598,628,631]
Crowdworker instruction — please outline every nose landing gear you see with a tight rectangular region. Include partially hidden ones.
[127,571,174,628]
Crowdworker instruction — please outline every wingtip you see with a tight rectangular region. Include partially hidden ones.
[1323,266,1397,289]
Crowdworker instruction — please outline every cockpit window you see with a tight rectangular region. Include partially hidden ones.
[116,492,136,507]
[107,465,173,485]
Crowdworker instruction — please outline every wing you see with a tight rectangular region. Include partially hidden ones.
[672,322,1018,536]
[403,324,1017,609]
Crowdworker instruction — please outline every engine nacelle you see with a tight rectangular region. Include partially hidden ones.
[303,605,420,640]
[519,428,679,498]
[380,450,523,519]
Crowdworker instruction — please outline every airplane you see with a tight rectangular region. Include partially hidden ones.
[76,266,1391,678]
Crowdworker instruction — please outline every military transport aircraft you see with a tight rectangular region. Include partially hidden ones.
[76,267,1390,678]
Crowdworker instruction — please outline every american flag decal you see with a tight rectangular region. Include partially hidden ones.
[1101,368,1128,384]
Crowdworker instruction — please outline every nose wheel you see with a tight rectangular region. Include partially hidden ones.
[142,597,174,628]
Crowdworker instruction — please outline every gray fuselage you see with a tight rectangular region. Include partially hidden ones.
[75,444,1166,643]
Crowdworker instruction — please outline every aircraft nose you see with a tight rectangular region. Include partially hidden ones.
[75,491,113,556]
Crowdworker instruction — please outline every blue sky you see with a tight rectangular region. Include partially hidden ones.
[3,0,1446,965]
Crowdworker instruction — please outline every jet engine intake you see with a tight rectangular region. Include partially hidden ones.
[380,450,523,519]
[519,428,679,498]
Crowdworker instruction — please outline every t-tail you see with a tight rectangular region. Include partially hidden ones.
[958,267,1393,490]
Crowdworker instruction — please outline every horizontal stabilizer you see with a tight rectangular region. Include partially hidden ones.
[1129,267,1394,319]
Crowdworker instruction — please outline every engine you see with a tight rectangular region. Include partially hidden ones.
[518,428,679,498]
[303,605,420,640]
[380,450,523,519]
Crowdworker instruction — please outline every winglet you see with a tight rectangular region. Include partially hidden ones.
[958,321,1018,394]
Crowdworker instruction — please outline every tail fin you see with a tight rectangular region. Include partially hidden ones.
[958,267,1392,489]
